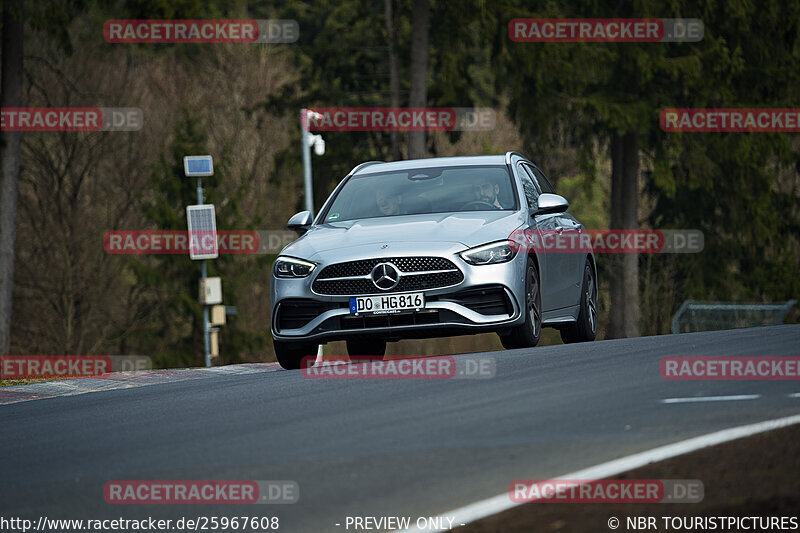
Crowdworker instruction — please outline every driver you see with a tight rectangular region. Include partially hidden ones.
[473,177,503,209]
[376,186,403,216]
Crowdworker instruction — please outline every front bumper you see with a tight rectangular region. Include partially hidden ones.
[270,243,526,343]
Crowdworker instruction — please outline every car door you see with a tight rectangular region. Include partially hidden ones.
[530,164,583,308]
[516,162,554,313]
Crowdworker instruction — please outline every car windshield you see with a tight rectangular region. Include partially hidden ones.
[321,165,517,222]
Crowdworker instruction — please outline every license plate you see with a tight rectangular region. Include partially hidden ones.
[350,292,425,315]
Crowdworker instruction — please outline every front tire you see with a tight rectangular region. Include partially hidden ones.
[274,340,317,370]
[560,259,598,344]
[500,260,542,349]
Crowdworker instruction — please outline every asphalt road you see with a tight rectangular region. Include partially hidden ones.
[2,325,799,532]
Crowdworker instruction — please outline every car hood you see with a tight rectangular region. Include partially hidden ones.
[281,211,525,259]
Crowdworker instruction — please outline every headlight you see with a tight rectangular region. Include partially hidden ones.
[459,240,516,265]
[273,256,317,278]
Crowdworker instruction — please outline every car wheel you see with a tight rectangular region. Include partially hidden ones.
[560,259,598,344]
[500,260,542,349]
[274,340,317,370]
[346,339,386,359]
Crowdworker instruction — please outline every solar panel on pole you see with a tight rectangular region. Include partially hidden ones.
[183,155,214,177]
[186,204,218,260]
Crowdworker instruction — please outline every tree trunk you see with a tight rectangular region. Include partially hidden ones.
[407,0,429,159]
[0,0,24,356]
[384,0,401,161]
[607,132,640,338]
[608,134,624,338]
[621,131,640,338]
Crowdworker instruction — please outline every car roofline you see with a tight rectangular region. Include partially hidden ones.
[353,155,524,176]
[352,154,529,174]
[349,161,384,175]
[505,151,527,165]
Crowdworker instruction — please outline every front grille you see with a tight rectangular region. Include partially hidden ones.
[312,256,463,295]
[277,299,342,330]
[437,285,513,316]
[316,257,456,278]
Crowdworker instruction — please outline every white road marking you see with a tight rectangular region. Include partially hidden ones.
[789,393,800,398]
[661,394,761,404]
[394,413,800,533]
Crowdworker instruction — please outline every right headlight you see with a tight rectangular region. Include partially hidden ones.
[459,240,516,265]
[273,256,317,278]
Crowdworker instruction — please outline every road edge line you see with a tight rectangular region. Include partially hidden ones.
[395,413,800,532]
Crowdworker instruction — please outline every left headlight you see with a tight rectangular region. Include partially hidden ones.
[459,240,516,265]
[273,256,317,278]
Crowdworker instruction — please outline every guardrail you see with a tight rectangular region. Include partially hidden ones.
[671,300,797,334]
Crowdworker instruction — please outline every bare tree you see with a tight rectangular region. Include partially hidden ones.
[11,33,297,361]
[384,0,401,160]
[0,0,24,355]
[13,42,155,355]
[407,0,429,159]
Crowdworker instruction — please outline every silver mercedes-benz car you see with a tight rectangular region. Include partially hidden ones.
[270,152,597,369]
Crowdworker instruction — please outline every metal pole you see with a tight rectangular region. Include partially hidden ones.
[197,178,210,367]
[301,110,321,358]
[301,110,314,217]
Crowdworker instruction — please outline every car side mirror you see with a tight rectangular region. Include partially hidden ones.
[532,193,569,216]
[287,210,313,233]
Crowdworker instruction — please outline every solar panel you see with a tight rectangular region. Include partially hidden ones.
[186,204,218,260]
[183,155,214,177]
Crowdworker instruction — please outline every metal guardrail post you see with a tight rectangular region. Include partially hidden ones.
[671,300,692,334]
[776,299,797,325]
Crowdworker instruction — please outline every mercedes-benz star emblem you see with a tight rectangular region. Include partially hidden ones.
[370,262,400,290]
